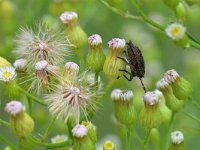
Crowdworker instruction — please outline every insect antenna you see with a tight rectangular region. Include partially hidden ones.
[139,78,147,93]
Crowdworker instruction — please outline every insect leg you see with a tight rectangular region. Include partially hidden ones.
[119,69,131,75]
[117,57,129,64]
[123,74,133,81]
[139,78,147,93]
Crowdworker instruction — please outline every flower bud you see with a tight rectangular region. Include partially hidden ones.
[5,101,34,137]
[176,2,186,22]
[150,128,160,147]
[140,91,162,129]
[0,56,11,67]
[82,121,97,144]
[63,62,79,84]
[72,124,95,150]
[170,131,185,150]
[60,11,87,50]
[154,90,172,124]
[164,69,192,100]
[13,59,27,72]
[163,0,180,10]
[156,78,184,112]
[103,140,115,150]
[87,34,105,73]
[103,38,126,77]
[111,89,137,126]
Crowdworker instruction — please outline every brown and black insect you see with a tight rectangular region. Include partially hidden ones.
[117,40,147,93]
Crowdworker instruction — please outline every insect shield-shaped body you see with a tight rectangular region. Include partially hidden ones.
[117,40,146,93]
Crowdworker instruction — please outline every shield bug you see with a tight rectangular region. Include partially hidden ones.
[117,40,147,93]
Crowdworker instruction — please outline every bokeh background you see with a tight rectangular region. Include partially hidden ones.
[1,0,200,149]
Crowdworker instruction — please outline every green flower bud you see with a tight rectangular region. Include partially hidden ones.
[156,79,184,112]
[60,11,87,50]
[164,69,192,100]
[170,131,185,150]
[87,34,106,73]
[154,90,172,124]
[5,101,34,137]
[72,124,95,150]
[140,91,163,129]
[176,2,186,22]
[103,38,126,77]
[150,128,160,147]
[163,0,180,10]
[103,141,115,150]
[111,89,137,126]
[82,121,97,144]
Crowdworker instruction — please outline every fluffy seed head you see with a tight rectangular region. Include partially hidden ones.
[5,101,25,116]
[51,134,68,144]
[171,131,184,145]
[165,22,186,40]
[108,38,126,49]
[47,77,99,123]
[164,69,179,84]
[13,59,27,70]
[88,34,102,46]
[72,124,88,138]
[15,23,69,69]
[144,91,160,106]
[60,11,78,24]
[0,66,16,82]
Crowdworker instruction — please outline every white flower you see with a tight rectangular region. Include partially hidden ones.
[13,59,27,70]
[0,66,16,82]
[165,23,186,40]
[5,101,25,116]
[103,140,115,150]
[111,89,122,101]
[171,131,184,144]
[72,124,88,138]
[108,38,126,49]
[51,134,68,144]
[88,34,102,46]
[156,78,170,90]
[164,69,179,84]
[60,11,78,24]
[143,91,160,106]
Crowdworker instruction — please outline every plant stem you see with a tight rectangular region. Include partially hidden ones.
[140,129,150,150]
[126,125,131,150]
[27,96,32,116]
[76,50,85,71]
[0,136,16,149]
[31,135,71,149]
[0,119,10,126]
[188,97,200,111]
[17,86,47,106]
[182,110,200,123]
[41,117,56,142]
[189,38,200,50]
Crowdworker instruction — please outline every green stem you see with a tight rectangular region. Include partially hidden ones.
[76,50,85,71]
[188,97,200,111]
[31,135,71,149]
[182,110,200,123]
[0,118,10,126]
[27,96,32,116]
[17,86,47,106]
[126,125,131,150]
[0,136,16,150]
[140,129,150,150]
[189,38,200,49]
[41,117,56,142]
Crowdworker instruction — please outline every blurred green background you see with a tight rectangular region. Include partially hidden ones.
[1,0,200,149]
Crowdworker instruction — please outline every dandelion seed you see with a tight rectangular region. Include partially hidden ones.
[0,66,16,82]
[165,22,186,40]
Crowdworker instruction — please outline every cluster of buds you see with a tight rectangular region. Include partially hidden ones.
[111,89,137,126]
[156,69,192,112]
